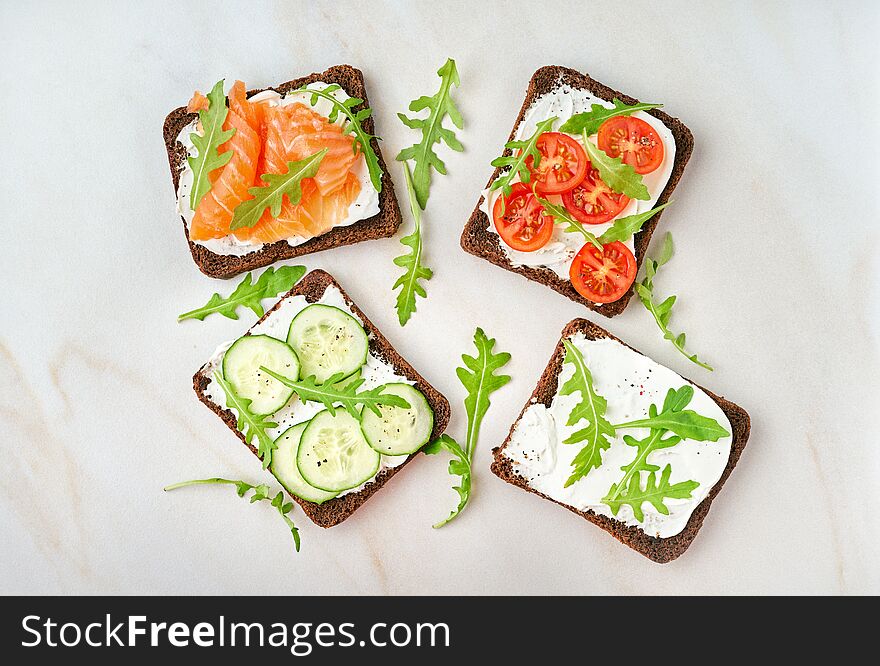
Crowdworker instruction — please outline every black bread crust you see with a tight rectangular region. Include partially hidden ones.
[490,318,750,563]
[164,65,402,279]
[461,65,695,318]
[193,269,451,527]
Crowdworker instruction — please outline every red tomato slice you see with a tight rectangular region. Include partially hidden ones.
[492,182,554,252]
[524,132,588,194]
[562,168,630,225]
[569,241,636,304]
[597,116,664,175]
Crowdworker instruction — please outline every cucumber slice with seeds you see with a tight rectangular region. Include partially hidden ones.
[331,368,363,391]
[270,422,339,504]
[222,335,300,415]
[287,304,368,384]
[297,409,380,492]
[360,383,434,456]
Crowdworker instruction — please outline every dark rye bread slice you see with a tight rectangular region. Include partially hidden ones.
[193,269,451,527]
[491,318,750,563]
[163,65,402,279]
[461,65,694,318]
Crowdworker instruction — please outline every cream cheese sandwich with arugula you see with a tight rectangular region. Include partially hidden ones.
[491,319,750,562]
[192,269,450,527]
[163,65,401,279]
[462,65,693,317]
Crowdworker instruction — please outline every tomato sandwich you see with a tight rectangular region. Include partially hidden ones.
[461,66,694,317]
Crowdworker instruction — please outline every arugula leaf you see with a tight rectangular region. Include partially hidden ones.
[164,478,300,552]
[214,370,278,468]
[490,117,558,197]
[636,233,714,371]
[612,384,728,440]
[559,340,615,487]
[458,328,512,461]
[598,202,672,244]
[229,150,327,230]
[559,98,662,135]
[177,265,306,322]
[393,162,434,326]
[614,404,729,441]
[396,58,463,209]
[602,386,697,519]
[300,84,383,193]
[187,80,236,211]
[604,464,699,522]
[582,133,650,201]
[423,435,471,528]
[429,328,511,528]
[269,490,301,551]
[258,367,411,418]
[535,194,602,250]
[655,230,675,266]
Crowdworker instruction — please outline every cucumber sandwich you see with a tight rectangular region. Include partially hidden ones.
[194,269,450,527]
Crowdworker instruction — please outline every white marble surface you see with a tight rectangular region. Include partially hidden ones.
[1,0,878,595]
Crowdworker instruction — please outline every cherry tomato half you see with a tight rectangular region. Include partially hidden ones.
[524,132,588,194]
[492,182,554,252]
[597,116,664,175]
[569,241,637,304]
[562,168,630,225]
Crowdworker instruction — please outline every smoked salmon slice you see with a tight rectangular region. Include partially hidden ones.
[186,91,208,113]
[234,103,362,244]
[189,81,263,241]
[188,84,362,245]
[265,103,361,196]
[236,172,362,244]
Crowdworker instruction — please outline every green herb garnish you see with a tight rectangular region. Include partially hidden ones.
[534,194,602,250]
[396,58,463,209]
[561,344,728,493]
[636,233,713,371]
[605,464,699,523]
[425,328,511,527]
[178,265,306,322]
[229,149,327,230]
[299,84,383,193]
[258,368,410,418]
[393,162,434,326]
[423,434,470,527]
[602,387,704,521]
[559,99,662,135]
[188,80,236,211]
[613,397,730,441]
[490,117,558,197]
[582,132,650,201]
[560,340,615,487]
[214,370,278,468]
[597,202,672,244]
[164,478,300,552]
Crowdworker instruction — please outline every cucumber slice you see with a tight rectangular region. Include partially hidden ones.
[360,383,434,456]
[222,335,300,415]
[331,368,362,391]
[270,422,339,504]
[297,409,380,492]
[287,304,368,384]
